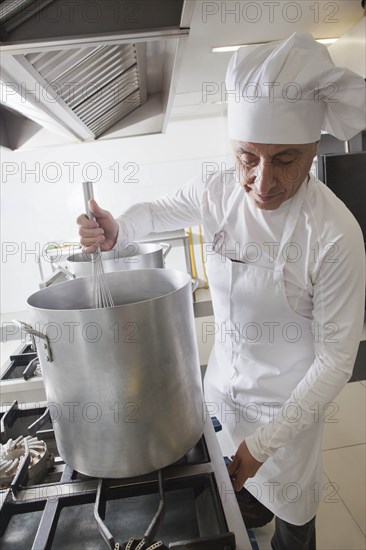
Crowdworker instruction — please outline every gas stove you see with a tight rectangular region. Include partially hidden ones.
[0,343,252,550]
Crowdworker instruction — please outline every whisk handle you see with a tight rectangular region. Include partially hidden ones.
[82,181,96,221]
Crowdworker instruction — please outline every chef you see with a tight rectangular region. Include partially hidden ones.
[78,33,366,549]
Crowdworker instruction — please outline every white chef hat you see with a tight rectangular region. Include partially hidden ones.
[226,32,366,144]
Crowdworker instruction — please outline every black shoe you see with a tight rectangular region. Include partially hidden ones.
[235,487,274,529]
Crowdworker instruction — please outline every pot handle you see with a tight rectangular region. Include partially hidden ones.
[191,279,199,293]
[40,265,75,288]
[159,242,172,260]
[52,262,75,276]
[12,320,53,363]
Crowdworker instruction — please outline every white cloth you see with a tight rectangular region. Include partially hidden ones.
[225,32,366,143]
[115,170,365,464]
[204,178,324,523]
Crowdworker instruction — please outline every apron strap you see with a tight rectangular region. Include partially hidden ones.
[213,183,243,251]
[274,177,309,274]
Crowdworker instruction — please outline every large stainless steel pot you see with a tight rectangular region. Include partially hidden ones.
[17,269,203,478]
[64,242,172,278]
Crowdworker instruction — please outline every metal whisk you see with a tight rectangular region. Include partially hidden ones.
[82,181,115,309]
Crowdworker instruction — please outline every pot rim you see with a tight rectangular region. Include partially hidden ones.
[27,268,193,312]
[67,243,163,263]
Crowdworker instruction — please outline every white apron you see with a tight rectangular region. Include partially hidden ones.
[204,180,324,525]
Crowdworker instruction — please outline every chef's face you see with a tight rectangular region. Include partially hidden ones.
[233,141,318,210]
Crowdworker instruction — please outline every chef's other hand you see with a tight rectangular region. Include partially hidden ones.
[77,199,119,253]
[227,440,262,492]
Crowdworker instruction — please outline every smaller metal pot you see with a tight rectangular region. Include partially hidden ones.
[65,242,171,278]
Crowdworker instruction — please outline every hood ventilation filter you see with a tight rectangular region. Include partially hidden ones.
[24,43,143,137]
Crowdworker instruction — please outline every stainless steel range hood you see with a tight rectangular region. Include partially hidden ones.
[0,0,195,149]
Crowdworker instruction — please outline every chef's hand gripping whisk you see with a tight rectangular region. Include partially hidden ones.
[82,181,115,309]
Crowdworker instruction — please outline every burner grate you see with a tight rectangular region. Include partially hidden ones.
[0,471,236,549]
[31,464,75,550]
[95,470,166,550]
[1,349,40,381]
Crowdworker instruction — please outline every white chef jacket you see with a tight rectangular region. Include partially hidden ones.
[115,169,365,463]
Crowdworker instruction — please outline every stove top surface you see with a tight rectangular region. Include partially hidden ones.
[0,401,251,550]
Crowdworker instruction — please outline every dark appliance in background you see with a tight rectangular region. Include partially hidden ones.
[317,150,366,380]
[317,151,366,243]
